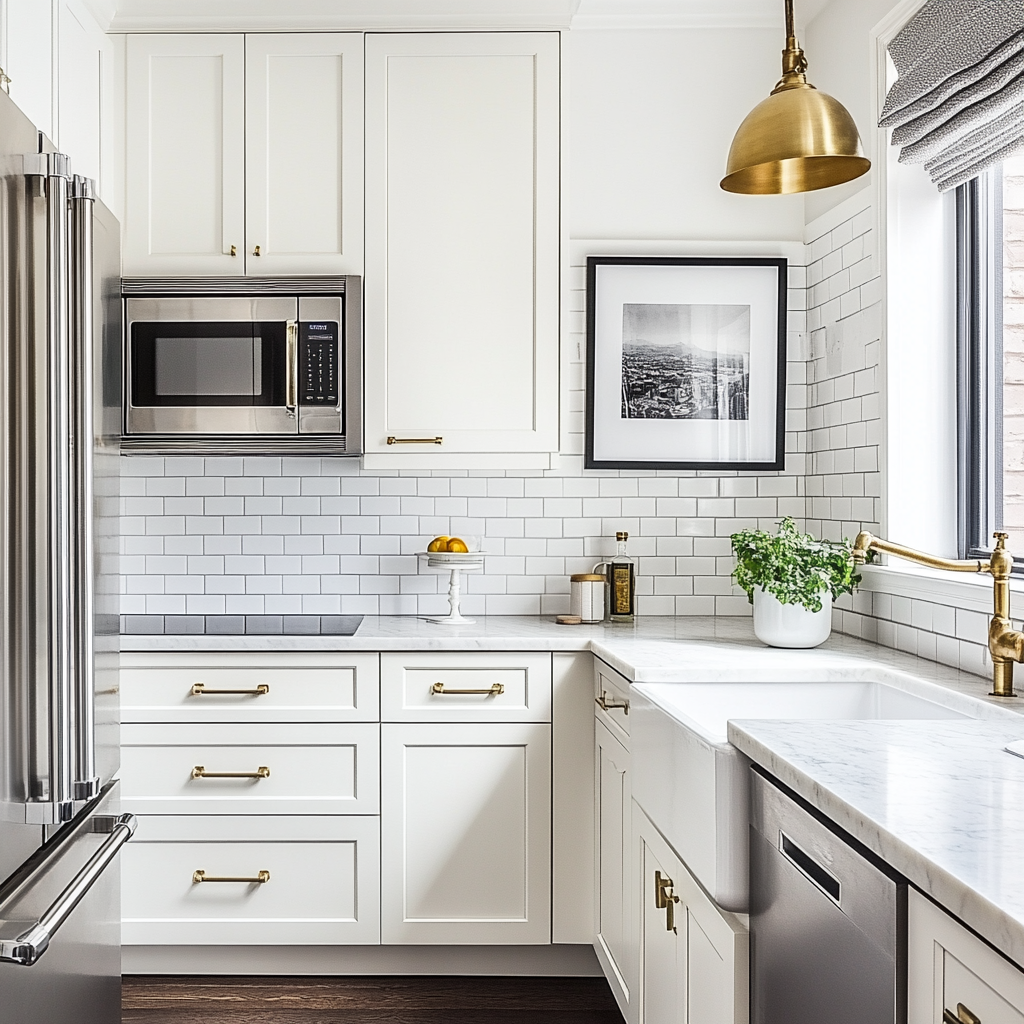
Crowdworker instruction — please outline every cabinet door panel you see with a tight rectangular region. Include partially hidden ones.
[381,722,551,944]
[909,888,1024,1023]
[125,34,245,275]
[595,719,633,1018]
[364,32,559,456]
[244,33,363,275]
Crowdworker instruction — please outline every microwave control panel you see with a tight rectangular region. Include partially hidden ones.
[298,322,340,407]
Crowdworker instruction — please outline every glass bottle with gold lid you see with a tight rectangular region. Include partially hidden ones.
[607,531,636,622]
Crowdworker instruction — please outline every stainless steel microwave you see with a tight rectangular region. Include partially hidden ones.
[121,277,362,454]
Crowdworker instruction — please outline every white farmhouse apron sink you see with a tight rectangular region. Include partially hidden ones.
[630,679,972,913]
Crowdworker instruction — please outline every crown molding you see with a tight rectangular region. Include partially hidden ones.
[107,0,583,32]
[570,0,828,31]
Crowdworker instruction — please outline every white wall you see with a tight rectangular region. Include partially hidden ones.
[569,27,805,241]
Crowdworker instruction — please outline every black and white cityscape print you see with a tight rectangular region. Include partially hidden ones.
[620,302,751,420]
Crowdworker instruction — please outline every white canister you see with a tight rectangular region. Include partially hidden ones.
[570,573,606,623]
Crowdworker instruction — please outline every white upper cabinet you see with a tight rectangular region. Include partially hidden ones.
[244,33,362,275]
[5,0,54,138]
[125,34,246,276]
[124,32,362,277]
[363,32,560,464]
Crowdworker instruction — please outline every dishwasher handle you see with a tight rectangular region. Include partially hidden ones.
[0,813,136,966]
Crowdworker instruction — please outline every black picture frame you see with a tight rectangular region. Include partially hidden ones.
[584,256,788,471]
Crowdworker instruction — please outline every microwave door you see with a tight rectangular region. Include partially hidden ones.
[125,298,299,436]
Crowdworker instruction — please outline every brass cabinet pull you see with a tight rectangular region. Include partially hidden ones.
[655,870,680,933]
[229,244,237,256]
[191,765,270,780]
[192,869,270,884]
[596,692,630,714]
[252,244,261,256]
[190,682,269,697]
[431,682,504,696]
[387,436,443,445]
[944,1006,982,1024]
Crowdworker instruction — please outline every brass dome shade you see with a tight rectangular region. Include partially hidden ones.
[721,0,870,195]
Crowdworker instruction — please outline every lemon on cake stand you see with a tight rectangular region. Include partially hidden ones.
[418,536,484,624]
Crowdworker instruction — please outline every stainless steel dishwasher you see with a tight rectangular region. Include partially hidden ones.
[749,767,907,1024]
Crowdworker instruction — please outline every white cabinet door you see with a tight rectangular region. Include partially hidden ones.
[380,721,551,944]
[4,0,54,139]
[635,805,748,1024]
[595,718,634,1020]
[909,888,1024,1023]
[364,32,560,463]
[125,34,245,276]
[244,33,362,275]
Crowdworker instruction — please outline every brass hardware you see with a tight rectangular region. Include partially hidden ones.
[229,244,237,257]
[596,692,630,715]
[190,682,269,697]
[655,871,680,933]
[720,0,870,195]
[252,245,261,256]
[944,1005,982,1024]
[853,530,1021,698]
[192,869,270,884]
[0,66,11,93]
[191,765,270,780]
[387,436,443,445]
[431,682,504,696]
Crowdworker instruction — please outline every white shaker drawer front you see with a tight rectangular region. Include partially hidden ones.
[120,723,380,815]
[594,660,631,745]
[122,815,380,945]
[121,653,380,723]
[380,652,551,722]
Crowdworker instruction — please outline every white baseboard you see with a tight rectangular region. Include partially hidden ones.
[122,942,604,976]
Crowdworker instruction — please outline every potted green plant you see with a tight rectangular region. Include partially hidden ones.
[730,517,861,648]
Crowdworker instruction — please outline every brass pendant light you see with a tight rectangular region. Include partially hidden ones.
[720,0,870,195]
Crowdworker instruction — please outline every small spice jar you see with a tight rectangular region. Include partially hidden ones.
[570,573,606,623]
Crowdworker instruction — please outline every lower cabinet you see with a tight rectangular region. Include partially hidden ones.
[121,815,381,945]
[635,806,748,1024]
[380,722,552,944]
[909,888,1024,1022]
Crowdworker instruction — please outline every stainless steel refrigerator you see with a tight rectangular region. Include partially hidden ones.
[0,89,131,1022]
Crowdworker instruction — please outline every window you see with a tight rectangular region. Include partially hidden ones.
[958,154,1024,562]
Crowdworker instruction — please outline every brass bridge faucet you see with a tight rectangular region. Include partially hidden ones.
[852,531,1022,697]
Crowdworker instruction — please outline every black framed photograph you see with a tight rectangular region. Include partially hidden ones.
[585,256,788,471]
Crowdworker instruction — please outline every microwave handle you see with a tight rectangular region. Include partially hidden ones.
[286,320,298,416]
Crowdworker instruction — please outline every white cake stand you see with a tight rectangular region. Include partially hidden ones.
[417,550,485,624]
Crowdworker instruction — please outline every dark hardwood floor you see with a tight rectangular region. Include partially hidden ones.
[122,975,626,1023]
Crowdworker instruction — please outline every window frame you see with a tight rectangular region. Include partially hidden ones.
[956,165,1009,565]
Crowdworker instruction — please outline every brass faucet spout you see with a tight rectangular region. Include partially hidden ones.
[855,530,1017,698]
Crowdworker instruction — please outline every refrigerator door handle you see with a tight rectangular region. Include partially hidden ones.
[45,152,76,818]
[70,174,98,802]
[0,813,136,967]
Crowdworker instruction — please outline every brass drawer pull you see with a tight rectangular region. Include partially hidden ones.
[655,871,680,933]
[431,682,504,696]
[387,436,443,445]
[229,244,237,257]
[596,692,630,714]
[190,682,270,697]
[191,765,270,780]
[944,1006,982,1024]
[252,244,261,256]
[193,869,270,884]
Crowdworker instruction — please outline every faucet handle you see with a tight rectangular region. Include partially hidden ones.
[994,532,1010,546]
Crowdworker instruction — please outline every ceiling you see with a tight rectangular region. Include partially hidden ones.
[99,0,833,33]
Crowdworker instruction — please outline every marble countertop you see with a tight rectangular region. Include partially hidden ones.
[729,717,1024,967]
[121,613,1010,709]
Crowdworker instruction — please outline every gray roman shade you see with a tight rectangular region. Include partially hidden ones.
[880,0,1024,191]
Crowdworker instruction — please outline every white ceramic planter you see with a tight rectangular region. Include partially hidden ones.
[752,587,832,649]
